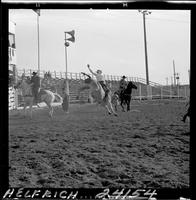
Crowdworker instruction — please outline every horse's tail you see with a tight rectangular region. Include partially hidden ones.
[54,93,63,103]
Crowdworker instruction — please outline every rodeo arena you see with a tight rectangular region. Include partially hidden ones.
[8,17,190,190]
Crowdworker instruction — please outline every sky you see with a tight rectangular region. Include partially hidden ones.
[9,9,190,85]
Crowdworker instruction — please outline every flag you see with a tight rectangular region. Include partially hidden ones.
[66,30,75,43]
[33,9,40,16]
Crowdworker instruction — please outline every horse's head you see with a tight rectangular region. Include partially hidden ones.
[127,81,137,89]
[84,77,92,84]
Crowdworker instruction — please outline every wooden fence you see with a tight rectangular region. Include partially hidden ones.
[17,69,155,84]
[9,69,190,110]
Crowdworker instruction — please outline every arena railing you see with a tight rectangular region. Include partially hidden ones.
[17,69,162,85]
[16,69,189,100]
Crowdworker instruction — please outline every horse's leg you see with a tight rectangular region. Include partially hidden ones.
[105,105,112,115]
[47,103,53,118]
[128,96,132,111]
[127,98,131,111]
[104,94,117,116]
[120,100,125,112]
[127,102,130,111]
[108,101,118,116]
[115,103,117,112]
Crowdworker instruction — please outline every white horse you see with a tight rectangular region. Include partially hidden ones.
[78,73,117,116]
[15,77,63,118]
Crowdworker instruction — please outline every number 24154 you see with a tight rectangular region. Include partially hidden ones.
[95,189,157,200]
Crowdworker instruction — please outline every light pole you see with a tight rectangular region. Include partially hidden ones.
[139,10,151,99]
[173,60,176,87]
[62,30,75,113]
[188,69,190,86]
[138,10,151,85]
[33,9,41,75]
[176,73,180,86]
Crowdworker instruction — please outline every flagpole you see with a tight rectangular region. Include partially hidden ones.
[37,12,40,75]
[63,32,70,113]
[62,30,75,113]
[64,33,69,95]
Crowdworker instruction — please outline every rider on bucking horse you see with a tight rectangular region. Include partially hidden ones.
[87,64,109,100]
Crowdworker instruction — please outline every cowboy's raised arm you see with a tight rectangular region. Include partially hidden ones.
[81,72,91,78]
[87,64,96,76]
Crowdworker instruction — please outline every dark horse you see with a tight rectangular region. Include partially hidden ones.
[119,81,137,112]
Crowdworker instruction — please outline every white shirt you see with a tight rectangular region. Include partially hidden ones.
[95,74,105,83]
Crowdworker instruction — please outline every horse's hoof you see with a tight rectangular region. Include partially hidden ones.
[108,112,112,115]
[114,113,118,117]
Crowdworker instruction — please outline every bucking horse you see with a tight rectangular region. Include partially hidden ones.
[77,72,117,116]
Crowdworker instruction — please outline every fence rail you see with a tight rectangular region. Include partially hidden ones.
[8,69,189,110]
[17,69,163,85]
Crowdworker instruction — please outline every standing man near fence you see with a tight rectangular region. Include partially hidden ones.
[31,71,41,104]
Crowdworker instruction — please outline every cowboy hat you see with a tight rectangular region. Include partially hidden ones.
[122,75,127,78]
[32,72,37,75]
[96,69,102,73]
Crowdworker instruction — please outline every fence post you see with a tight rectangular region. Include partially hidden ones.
[177,85,180,99]
[54,71,56,79]
[170,85,172,99]
[139,84,142,101]
[161,86,163,99]
[184,86,187,99]
[147,85,152,100]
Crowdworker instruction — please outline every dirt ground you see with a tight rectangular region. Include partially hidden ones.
[9,99,190,188]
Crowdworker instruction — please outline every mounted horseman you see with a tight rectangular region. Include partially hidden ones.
[119,75,128,96]
[14,73,62,118]
[113,75,137,112]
